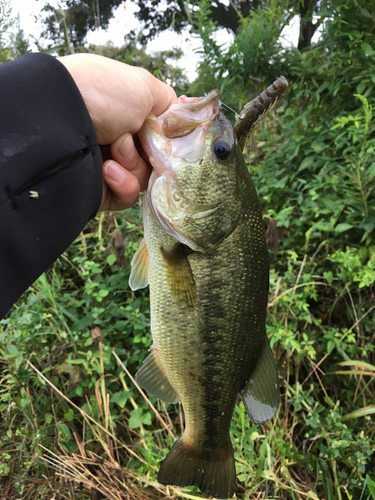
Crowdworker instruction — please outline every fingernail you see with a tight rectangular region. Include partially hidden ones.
[119,134,135,161]
[105,161,125,182]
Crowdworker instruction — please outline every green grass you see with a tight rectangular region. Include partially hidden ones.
[1,205,374,500]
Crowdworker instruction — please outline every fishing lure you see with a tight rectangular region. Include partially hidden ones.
[234,75,288,150]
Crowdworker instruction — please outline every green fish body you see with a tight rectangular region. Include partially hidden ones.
[130,90,279,499]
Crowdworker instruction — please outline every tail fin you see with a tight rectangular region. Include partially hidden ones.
[157,436,236,499]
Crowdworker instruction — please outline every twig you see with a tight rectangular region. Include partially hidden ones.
[308,358,329,400]
[346,284,360,336]
[349,303,375,332]
[26,360,152,468]
[301,352,329,387]
[268,281,326,307]
[112,351,176,440]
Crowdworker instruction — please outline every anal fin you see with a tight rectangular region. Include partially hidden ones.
[129,239,149,290]
[241,337,279,424]
[136,348,179,403]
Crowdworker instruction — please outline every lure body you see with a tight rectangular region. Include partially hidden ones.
[234,75,288,149]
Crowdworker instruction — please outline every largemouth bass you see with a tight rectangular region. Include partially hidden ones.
[129,88,282,499]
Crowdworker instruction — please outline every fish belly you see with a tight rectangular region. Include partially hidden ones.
[145,195,268,447]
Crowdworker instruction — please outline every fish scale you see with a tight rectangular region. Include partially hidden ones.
[130,87,283,498]
[145,197,265,446]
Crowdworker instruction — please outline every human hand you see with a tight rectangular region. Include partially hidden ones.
[58,53,178,212]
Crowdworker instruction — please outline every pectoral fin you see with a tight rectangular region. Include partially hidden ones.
[129,239,149,290]
[136,348,179,403]
[161,245,196,307]
[241,337,279,424]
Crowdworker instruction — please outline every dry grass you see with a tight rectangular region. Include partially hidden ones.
[40,447,212,500]
[20,352,321,500]
[22,357,208,500]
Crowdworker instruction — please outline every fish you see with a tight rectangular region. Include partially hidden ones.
[129,85,283,499]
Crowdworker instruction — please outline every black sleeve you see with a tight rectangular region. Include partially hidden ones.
[0,53,103,319]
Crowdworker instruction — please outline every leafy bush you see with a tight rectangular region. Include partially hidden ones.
[189,0,375,497]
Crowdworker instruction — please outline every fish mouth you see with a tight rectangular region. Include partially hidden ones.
[137,90,221,176]
[162,90,221,139]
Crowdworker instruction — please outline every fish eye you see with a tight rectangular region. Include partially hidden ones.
[213,140,231,161]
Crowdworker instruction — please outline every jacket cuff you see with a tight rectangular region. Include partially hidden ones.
[0,53,103,318]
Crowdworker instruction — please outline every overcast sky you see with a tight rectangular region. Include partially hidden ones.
[10,0,302,82]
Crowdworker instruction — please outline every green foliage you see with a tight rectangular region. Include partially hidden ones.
[190,0,292,109]
[330,246,375,288]
[93,41,189,94]
[190,0,375,497]
[251,2,375,249]
[0,0,14,63]
[0,209,159,492]
[0,0,29,64]
[131,0,266,42]
[367,475,375,499]
[38,0,123,48]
